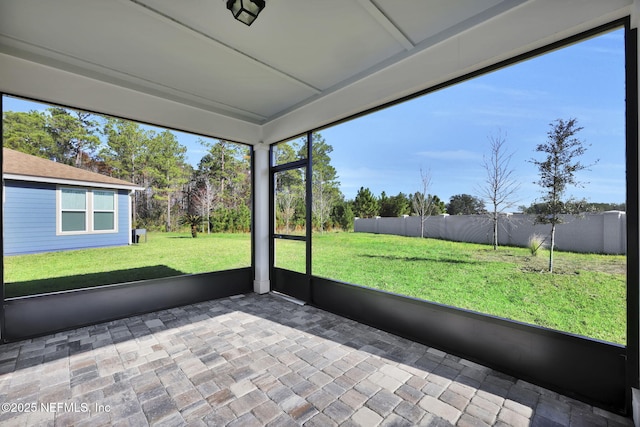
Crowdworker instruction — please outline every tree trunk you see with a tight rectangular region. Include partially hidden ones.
[201,204,205,233]
[75,148,83,169]
[493,211,498,250]
[166,194,171,232]
[549,224,556,273]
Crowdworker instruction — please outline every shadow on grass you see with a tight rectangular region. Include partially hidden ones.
[5,265,185,298]
[359,253,479,265]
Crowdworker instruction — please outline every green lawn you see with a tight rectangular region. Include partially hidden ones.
[308,233,624,344]
[4,232,251,297]
[4,231,626,344]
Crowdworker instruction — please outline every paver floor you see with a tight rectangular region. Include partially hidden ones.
[0,293,633,426]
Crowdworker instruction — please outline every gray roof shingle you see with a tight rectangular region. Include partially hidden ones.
[2,147,140,189]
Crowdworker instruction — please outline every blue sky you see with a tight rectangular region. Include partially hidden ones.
[3,28,626,208]
[321,28,626,206]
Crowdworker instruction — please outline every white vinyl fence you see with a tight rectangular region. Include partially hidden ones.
[354,211,626,254]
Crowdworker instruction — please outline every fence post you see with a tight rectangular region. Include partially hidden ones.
[603,211,625,254]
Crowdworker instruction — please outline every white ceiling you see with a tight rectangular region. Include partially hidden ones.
[0,0,635,144]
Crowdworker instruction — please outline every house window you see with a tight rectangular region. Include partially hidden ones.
[58,187,118,234]
[93,190,115,231]
[61,188,87,232]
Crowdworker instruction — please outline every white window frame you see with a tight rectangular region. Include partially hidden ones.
[92,190,117,232]
[57,186,119,235]
[58,187,88,234]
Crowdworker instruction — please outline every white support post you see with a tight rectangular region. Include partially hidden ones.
[253,143,270,294]
[128,190,134,245]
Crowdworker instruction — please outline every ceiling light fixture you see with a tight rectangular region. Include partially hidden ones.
[226,0,265,26]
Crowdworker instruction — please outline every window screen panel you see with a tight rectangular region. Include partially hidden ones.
[61,188,86,209]
[62,211,86,232]
[94,212,115,230]
[94,191,115,210]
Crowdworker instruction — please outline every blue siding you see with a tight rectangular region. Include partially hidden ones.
[3,181,131,255]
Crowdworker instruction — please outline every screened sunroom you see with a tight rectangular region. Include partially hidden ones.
[1,0,639,422]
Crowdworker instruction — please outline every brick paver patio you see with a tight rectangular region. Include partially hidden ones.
[0,293,633,426]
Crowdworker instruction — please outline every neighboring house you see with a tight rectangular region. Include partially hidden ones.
[2,148,142,255]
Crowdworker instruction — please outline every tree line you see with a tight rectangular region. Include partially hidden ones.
[3,108,251,233]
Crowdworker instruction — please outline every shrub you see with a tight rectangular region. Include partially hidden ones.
[331,202,354,231]
[210,205,251,233]
[180,214,203,238]
[528,233,547,256]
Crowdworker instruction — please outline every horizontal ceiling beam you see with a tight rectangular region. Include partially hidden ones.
[0,34,270,123]
[0,52,262,144]
[357,0,414,50]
